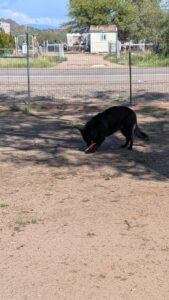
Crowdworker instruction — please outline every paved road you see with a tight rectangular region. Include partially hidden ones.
[0,67,169,85]
[0,67,169,76]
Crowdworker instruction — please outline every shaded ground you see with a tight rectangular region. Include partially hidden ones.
[0,98,169,299]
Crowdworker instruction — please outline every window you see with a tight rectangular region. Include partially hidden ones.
[100,33,107,41]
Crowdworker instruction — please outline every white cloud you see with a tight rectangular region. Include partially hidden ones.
[0,8,66,26]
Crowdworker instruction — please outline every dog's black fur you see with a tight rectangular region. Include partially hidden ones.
[77,106,148,153]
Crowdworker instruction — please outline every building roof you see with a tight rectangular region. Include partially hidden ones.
[90,25,117,32]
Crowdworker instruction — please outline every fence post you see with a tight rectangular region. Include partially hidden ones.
[58,44,64,58]
[26,32,31,105]
[129,44,132,106]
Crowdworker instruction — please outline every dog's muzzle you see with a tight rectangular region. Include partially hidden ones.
[85,142,97,153]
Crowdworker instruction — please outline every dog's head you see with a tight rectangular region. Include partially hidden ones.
[76,125,97,153]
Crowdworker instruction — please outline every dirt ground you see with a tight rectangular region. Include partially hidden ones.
[0,97,169,300]
[58,53,124,69]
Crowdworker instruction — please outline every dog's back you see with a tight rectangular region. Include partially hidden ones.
[101,106,136,133]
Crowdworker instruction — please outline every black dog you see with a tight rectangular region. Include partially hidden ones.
[77,106,148,153]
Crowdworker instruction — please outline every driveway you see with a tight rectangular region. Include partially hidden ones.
[59,52,124,69]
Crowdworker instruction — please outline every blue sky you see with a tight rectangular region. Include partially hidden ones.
[0,0,68,27]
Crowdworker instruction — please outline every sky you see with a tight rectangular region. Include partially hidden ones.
[0,0,69,28]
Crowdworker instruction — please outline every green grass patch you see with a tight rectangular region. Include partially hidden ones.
[103,172,122,180]
[54,173,66,180]
[9,104,21,112]
[0,55,66,68]
[15,217,38,227]
[9,103,32,113]
[23,104,32,114]
[105,51,169,67]
[139,106,169,117]
[144,121,165,133]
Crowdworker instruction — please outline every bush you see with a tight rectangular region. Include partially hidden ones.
[0,30,15,52]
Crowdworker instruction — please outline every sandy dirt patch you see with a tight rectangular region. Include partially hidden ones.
[0,99,169,299]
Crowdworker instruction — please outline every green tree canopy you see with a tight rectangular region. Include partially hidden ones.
[68,0,135,30]
[158,9,169,55]
[38,29,67,43]
[67,0,163,41]
[0,30,15,48]
[67,0,169,54]
[128,0,163,42]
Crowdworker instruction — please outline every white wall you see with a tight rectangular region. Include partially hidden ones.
[90,32,117,53]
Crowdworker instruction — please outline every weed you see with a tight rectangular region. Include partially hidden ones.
[23,104,31,114]
[0,203,9,208]
[15,217,38,227]
[139,106,169,118]
[146,122,165,132]
[9,104,21,112]
[103,172,122,180]
[9,103,32,114]
[63,120,84,128]
[54,173,66,180]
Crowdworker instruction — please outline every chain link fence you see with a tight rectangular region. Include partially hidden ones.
[0,33,169,106]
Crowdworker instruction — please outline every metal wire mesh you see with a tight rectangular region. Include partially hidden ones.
[1,39,169,106]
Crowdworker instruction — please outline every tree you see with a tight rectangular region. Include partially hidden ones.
[158,9,169,55]
[128,0,163,43]
[38,29,67,43]
[68,0,164,40]
[68,0,135,30]
[0,30,15,49]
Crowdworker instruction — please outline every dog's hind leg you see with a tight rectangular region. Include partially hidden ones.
[127,125,135,150]
[120,127,134,150]
[120,128,130,148]
[127,138,133,150]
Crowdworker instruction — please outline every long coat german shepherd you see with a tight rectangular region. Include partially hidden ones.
[77,106,148,153]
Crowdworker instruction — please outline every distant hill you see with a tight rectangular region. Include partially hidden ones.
[0,18,58,33]
[0,19,67,42]
[0,18,39,35]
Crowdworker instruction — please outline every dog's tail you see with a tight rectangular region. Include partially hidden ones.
[134,125,149,141]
